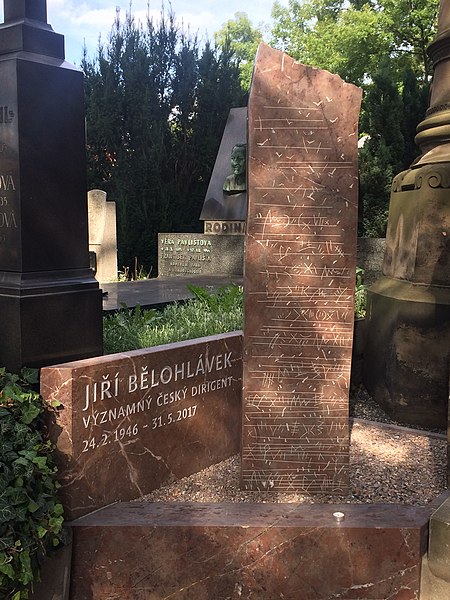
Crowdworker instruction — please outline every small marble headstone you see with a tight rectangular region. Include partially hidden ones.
[87,189,118,282]
[241,43,362,494]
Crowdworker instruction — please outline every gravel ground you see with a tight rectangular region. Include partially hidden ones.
[142,386,448,506]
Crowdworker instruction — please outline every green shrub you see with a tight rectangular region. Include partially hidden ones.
[103,284,244,354]
[0,369,64,600]
[354,267,366,319]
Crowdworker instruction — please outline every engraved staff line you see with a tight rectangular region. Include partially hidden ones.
[250,342,353,348]
[254,187,330,191]
[241,451,348,457]
[245,397,348,402]
[258,328,352,335]
[241,468,346,474]
[253,233,348,238]
[261,270,353,279]
[256,126,328,130]
[262,106,323,110]
[254,253,350,259]
[253,204,335,208]
[262,320,353,326]
[245,389,346,394]
[254,234,343,239]
[253,294,354,299]
[256,118,326,122]
[253,296,353,300]
[241,459,348,466]
[242,450,348,457]
[242,464,347,468]
[246,372,352,379]
[241,450,347,454]
[244,418,346,424]
[255,145,333,150]
[244,416,347,422]
[245,408,348,413]
[240,482,348,488]
[277,164,353,168]
[255,298,354,304]
[242,487,349,493]
[248,371,351,378]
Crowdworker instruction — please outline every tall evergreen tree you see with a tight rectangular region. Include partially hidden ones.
[82,7,244,274]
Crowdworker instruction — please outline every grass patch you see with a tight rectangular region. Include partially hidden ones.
[103,284,243,354]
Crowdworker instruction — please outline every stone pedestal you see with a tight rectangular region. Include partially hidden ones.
[0,1,102,371]
[363,4,450,430]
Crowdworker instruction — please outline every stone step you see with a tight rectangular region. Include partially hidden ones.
[64,500,432,600]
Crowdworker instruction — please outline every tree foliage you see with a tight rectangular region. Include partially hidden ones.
[271,0,437,236]
[215,12,263,91]
[82,7,244,273]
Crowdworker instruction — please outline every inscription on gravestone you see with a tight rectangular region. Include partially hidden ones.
[241,44,362,494]
[0,97,18,259]
[41,333,242,519]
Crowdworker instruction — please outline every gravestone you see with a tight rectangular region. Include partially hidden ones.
[158,107,247,277]
[158,232,243,277]
[200,107,248,224]
[88,189,118,282]
[41,332,242,519]
[0,0,102,372]
[241,43,361,493]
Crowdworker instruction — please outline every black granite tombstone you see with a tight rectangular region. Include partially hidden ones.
[0,0,103,372]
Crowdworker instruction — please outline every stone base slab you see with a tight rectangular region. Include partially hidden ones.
[68,501,431,599]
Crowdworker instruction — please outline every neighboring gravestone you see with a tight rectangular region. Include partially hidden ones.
[200,107,247,224]
[0,0,102,372]
[158,108,247,277]
[241,43,361,494]
[363,1,450,431]
[41,332,242,519]
[158,233,244,277]
[88,189,118,282]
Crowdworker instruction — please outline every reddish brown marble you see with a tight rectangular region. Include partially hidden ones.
[41,333,242,519]
[68,501,430,600]
[242,44,362,493]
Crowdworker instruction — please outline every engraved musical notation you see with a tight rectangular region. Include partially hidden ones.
[241,44,361,494]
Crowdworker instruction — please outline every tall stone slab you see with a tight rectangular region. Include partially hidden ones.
[241,44,361,493]
[0,0,102,372]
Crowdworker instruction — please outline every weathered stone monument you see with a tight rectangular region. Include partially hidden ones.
[158,107,247,277]
[200,107,248,224]
[0,0,102,372]
[88,189,118,282]
[364,2,450,430]
[241,43,362,493]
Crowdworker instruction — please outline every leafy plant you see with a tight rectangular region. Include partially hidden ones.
[0,369,64,600]
[354,266,366,319]
[187,283,243,312]
[103,285,244,354]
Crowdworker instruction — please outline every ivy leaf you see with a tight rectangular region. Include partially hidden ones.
[0,504,14,524]
[31,457,47,470]
[0,560,15,579]
[20,404,41,425]
[20,368,39,385]
[0,536,13,551]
